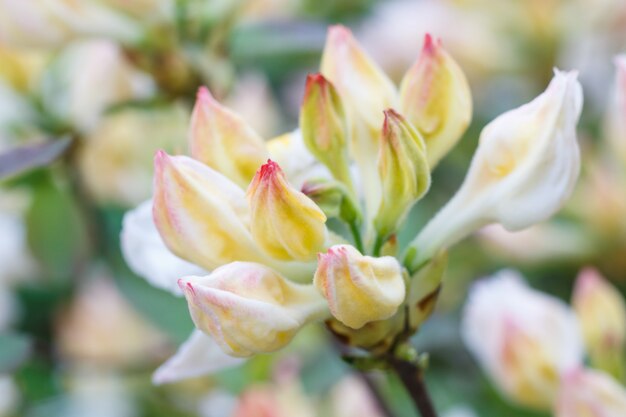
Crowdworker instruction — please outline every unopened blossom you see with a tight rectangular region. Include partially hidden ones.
[314,245,405,329]
[572,268,626,379]
[320,26,471,228]
[300,73,353,190]
[179,262,328,357]
[555,368,626,417]
[248,160,328,262]
[408,70,582,270]
[189,86,268,189]
[375,109,430,238]
[462,270,584,410]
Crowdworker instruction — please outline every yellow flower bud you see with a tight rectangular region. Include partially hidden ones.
[179,262,328,357]
[407,70,582,270]
[572,268,626,379]
[321,25,397,129]
[189,86,269,188]
[314,245,405,329]
[374,109,430,238]
[462,271,584,410]
[556,369,626,417]
[153,151,265,270]
[399,34,472,168]
[300,73,353,189]
[247,160,327,261]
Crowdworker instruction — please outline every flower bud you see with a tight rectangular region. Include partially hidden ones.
[301,178,361,224]
[320,25,397,130]
[407,70,582,270]
[189,86,269,188]
[375,109,430,238]
[300,73,353,189]
[399,34,472,168]
[314,245,405,329]
[462,271,583,410]
[572,268,626,379]
[153,151,265,271]
[179,262,328,357]
[247,160,327,261]
[556,369,626,417]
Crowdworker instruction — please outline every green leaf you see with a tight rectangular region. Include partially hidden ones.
[0,333,33,373]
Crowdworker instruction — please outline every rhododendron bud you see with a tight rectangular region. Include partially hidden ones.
[407,70,582,270]
[321,25,397,130]
[572,268,626,379]
[462,271,583,410]
[179,262,328,357]
[399,34,472,168]
[153,152,265,270]
[556,369,626,417]
[189,86,269,188]
[247,160,328,261]
[314,245,405,329]
[300,73,353,189]
[375,109,430,238]
[408,251,447,331]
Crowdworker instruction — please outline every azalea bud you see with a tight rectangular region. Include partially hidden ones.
[320,25,397,129]
[314,245,405,329]
[247,160,328,261]
[461,271,583,410]
[399,34,472,168]
[375,109,430,238]
[301,178,361,224]
[300,74,353,189]
[407,70,582,270]
[179,262,328,357]
[325,311,405,355]
[189,86,269,188]
[556,369,626,417]
[572,268,626,379]
[153,151,265,271]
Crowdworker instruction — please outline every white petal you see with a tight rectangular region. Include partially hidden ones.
[121,200,205,295]
[152,330,245,385]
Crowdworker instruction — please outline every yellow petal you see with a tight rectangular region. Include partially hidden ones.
[247,160,327,261]
[399,34,472,168]
[189,86,269,188]
[314,245,405,329]
[153,151,264,270]
[179,262,328,357]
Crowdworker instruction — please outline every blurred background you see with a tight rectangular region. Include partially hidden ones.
[1,0,626,416]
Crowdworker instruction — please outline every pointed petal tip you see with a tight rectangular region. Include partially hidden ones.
[328,24,353,41]
[196,86,213,103]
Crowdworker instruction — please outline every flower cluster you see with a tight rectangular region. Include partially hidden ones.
[463,268,626,415]
[122,25,583,383]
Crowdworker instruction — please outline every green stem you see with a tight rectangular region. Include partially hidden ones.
[349,220,364,253]
[372,234,385,257]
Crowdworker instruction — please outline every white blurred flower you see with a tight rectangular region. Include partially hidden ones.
[62,369,137,417]
[462,270,584,410]
[555,368,626,417]
[330,376,385,417]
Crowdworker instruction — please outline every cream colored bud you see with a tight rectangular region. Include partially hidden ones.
[247,160,327,261]
[189,86,269,188]
[179,262,328,357]
[462,271,584,410]
[407,70,582,270]
[399,34,472,167]
[314,245,405,329]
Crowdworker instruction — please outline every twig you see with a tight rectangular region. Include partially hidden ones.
[388,356,438,417]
